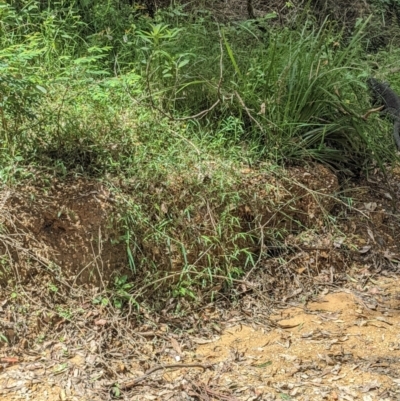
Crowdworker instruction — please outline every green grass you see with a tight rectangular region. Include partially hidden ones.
[0,3,395,172]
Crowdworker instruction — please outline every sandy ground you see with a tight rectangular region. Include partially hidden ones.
[1,277,399,400]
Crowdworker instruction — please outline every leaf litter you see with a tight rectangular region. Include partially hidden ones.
[0,166,400,400]
[1,271,399,400]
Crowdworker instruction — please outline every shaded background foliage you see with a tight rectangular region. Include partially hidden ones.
[2,0,398,171]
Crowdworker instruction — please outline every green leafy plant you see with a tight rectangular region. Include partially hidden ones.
[56,306,73,320]
[0,333,8,343]
[112,275,138,309]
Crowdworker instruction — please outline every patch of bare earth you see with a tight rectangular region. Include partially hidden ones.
[0,178,126,285]
[0,281,399,400]
[0,164,400,400]
[193,284,400,400]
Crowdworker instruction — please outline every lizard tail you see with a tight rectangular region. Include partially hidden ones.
[393,119,400,150]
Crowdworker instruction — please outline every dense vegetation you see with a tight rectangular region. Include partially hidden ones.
[1,0,400,303]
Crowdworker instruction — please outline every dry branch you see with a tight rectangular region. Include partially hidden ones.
[118,362,213,390]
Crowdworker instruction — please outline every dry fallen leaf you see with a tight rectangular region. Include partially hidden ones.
[0,357,19,363]
[192,337,217,344]
[364,202,377,212]
[169,337,182,355]
[161,202,168,214]
[375,316,392,325]
[277,322,301,329]
[59,389,67,401]
[359,246,372,254]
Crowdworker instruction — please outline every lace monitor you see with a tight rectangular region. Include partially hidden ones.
[367,77,400,150]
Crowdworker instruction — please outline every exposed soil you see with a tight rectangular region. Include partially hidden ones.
[193,285,400,400]
[0,283,399,400]
[0,164,339,287]
[0,178,126,285]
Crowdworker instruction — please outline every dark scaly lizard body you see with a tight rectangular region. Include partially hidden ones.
[367,77,400,150]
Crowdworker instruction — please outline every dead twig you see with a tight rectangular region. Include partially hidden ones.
[171,129,201,155]
[203,385,240,401]
[234,90,265,133]
[189,381,240,401]
[118,363,213,390]
[361,105,384,120]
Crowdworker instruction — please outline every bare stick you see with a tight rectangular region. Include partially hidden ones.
[361,105,384,120]
[234,91,265,133]
[171,130,201,155]
[190,380,240,401]
[118,363,212,390]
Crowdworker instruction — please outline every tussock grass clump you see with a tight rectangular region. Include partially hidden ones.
[138,14,391,170]
[114,160,339,301]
